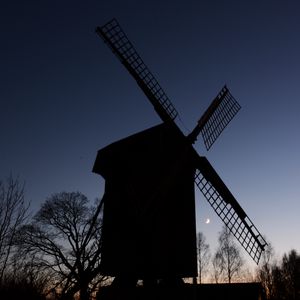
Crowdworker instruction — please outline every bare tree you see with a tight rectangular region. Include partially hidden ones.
[213,226,244,283]
[256,240,276,298]
[212,250,224,283]
[196,232,210,284]
[18,192,107,300]
[281,249,300,300]
[256,247,300,300]
[271,264,285,300]
[1,251,51,300]
[0,176,29,284]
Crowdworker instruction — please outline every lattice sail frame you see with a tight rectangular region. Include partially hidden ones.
[195,158,267,264]
[96,18,178,122]
[201,86,241,150]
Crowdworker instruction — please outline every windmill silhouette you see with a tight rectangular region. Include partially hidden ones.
[93,19,267,286]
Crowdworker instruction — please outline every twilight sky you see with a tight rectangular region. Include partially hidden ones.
[1,0,300,266]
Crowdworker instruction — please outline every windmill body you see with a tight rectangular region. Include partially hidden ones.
[94,19,267,283]
[93,122,198,278]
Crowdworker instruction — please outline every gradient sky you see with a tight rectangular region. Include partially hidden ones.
[1,0,300,267]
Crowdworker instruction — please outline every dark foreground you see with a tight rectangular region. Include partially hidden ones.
[97,283,264,300]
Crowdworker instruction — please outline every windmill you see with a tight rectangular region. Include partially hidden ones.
[93,19,267,286]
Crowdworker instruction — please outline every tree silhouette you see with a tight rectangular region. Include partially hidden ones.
[0,176,29,285]
[213,226,244,283]
[256,240,276,298]
[212,248,224,283]
[281,249,300,300]
[196,232,210,284]
[1,252,49,300]
[256,248,300,300]
[18,192,106,300]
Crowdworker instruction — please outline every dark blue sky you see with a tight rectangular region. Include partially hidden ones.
[1,0,300,264]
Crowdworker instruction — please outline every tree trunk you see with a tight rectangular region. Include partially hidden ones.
[80,282,90,300]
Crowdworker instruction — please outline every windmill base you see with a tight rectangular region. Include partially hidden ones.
[97,283,263,300]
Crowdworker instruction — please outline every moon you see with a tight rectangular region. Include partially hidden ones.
[205,218,210,224]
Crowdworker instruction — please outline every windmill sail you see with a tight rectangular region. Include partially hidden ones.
[195,156,267,264]
[188,86,241,149]
[96,18,178,122]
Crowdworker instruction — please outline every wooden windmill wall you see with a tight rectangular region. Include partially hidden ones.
[93,123,198,278]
